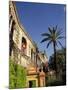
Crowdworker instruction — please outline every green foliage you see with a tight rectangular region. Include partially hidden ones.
[9,58,27,89]
[46,78,65,86]
[49,47,66,70]
[48,47,66,85]
[16,65,26,88]
[46,73,65,86]
[9,59,16,88]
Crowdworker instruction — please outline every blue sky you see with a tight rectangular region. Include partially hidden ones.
[15,1,66,59]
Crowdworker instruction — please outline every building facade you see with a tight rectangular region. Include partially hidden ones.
[9,1,48,88]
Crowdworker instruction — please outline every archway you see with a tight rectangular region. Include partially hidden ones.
[21,37,27,54]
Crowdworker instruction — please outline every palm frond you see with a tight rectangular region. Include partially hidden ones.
[47,40,52,48]
[56,30,63,37]
[53,27,56,34]
[48,27,52,34]
[41,38,49,43]
[58,41,64,48]
[57,36,65,39]
[41,26,65,52]
[41,33,50,37]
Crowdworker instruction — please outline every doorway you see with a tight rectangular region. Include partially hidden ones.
[29,80,36,88]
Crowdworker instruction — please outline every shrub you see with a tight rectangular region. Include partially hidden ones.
[9,59,27,89]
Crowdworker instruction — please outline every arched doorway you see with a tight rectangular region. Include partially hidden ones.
[21,37,27,54]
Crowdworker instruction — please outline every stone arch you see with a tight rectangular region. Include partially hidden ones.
[21,37,27,54]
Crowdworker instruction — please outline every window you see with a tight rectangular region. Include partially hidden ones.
[31,49,35,62]
[21,37,27,54]
[31,49,33,59]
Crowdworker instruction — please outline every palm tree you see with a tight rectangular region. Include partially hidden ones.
[41,25,65,77]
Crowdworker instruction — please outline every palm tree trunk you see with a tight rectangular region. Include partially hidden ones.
[53,42,57,78]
